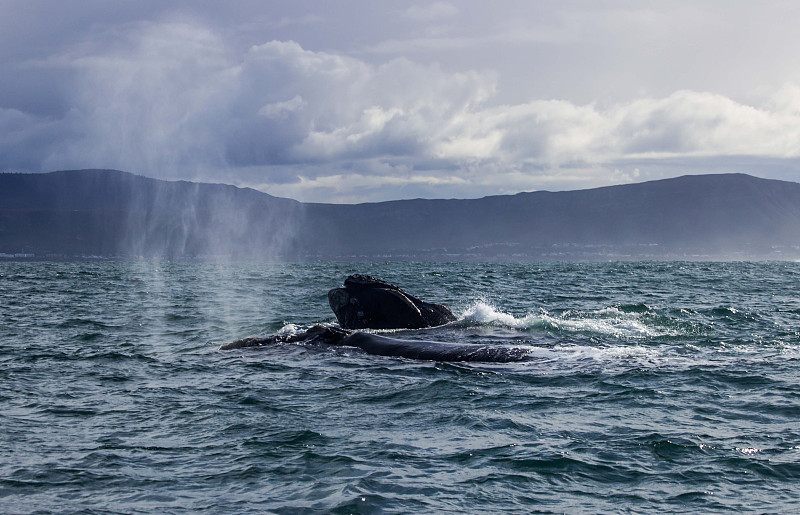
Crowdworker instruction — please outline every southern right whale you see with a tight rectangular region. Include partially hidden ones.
[339,332,529,362]
[221,275,529,362]
[220,324,530,362]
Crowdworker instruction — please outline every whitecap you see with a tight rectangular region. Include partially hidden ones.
[277,323,301,335]
[457,301,677,339]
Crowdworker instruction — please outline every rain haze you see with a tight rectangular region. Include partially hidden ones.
[2,0,800,202]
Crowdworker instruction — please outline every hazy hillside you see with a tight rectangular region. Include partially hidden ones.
[1,170,799,260]
[0,170,304,259]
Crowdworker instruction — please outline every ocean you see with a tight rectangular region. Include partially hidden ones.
[1,260,799,513]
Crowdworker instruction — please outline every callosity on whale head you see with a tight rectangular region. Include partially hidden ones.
[327,274,456,330]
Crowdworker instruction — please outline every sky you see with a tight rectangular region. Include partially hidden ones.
[2,0,800,203]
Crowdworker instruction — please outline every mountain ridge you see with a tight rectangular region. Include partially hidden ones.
[1,169,799,260]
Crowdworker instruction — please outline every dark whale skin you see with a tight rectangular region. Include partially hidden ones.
[328,274,456,330]
[221,326,530,362]
[340,332,529,362]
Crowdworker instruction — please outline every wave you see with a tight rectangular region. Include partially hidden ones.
[456,301,679,339]
[271,301,683,342]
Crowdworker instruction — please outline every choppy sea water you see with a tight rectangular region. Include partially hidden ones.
[1,260,799,514]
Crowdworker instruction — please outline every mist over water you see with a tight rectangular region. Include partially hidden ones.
[2,260,799,513]
[119,175,305,260]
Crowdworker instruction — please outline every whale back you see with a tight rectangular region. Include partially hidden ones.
[341,332,529,362]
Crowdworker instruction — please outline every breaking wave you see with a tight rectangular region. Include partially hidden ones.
[456,301,679,339]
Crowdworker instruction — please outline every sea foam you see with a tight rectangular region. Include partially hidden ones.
[457,301,674,339]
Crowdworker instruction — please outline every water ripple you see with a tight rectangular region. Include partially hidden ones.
[2,261,800,513]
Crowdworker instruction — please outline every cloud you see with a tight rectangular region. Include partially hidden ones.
[4,19,800,201]
[435,89,800,163]
[18,21,238,175]
[403,2,460,22]
[8,23,496,177]
[258,95,306,119]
